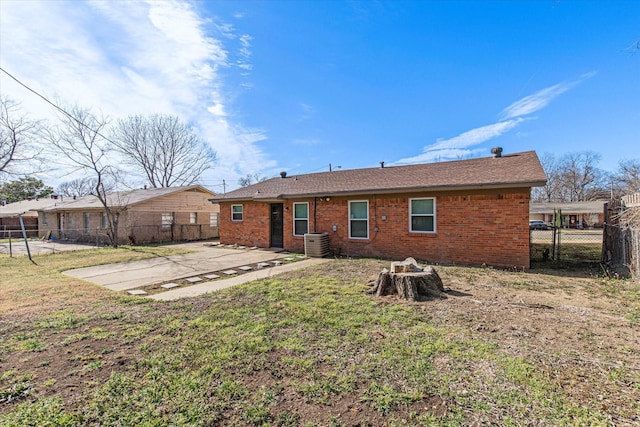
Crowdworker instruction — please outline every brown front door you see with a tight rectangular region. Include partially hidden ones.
[270,203,284,248]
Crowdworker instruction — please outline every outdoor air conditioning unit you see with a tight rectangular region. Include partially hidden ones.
[304,232,329,258]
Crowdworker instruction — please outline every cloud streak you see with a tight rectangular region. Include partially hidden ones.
[396,72,596,165]
[500,72,597,120]
[396,119,525,164]
[0,0,272,189]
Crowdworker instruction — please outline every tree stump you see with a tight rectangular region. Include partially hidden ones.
[367,258,446,301]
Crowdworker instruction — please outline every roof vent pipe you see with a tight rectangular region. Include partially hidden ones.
[491,147,503,158]
[380,161,385,168]
[280,171,287,178]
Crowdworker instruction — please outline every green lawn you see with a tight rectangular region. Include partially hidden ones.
[1,247,638,426]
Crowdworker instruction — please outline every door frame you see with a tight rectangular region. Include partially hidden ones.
[270,203,284,248]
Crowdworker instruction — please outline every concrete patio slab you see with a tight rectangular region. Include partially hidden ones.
[64,244,292,291]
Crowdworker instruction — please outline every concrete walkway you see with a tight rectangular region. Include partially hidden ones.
[149,258,330,301]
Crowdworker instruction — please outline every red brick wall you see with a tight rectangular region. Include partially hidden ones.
[218,187,532,268]
[219,202,272,248]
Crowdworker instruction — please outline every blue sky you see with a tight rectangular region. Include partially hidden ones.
[1,0,638,191]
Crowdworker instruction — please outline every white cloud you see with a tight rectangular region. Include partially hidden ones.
[395,148,487,165]
[429,119,525,151]
[500,72,597,120]
[398,72,596,165]
[395,119,524,165]
[298,103,315,121]
[292,138,320,146]
[0,0,272,189]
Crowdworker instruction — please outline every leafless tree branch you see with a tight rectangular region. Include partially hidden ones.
[0,96,42,177]
[40,105,123,246]
[111,114,216,188]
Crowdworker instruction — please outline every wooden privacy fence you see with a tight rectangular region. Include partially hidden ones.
[601,224,639,279]
[601,199,640,279]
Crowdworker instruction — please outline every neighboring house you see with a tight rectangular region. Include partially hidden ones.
[0,196,63,238]
[210,150,547,268]
[529,201,606,228]
[39,185,220,245]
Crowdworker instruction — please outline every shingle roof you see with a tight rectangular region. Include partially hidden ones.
[530,201,606,215]
[212,151,547,202]
[42,185,215,212]
[0,198,62,217]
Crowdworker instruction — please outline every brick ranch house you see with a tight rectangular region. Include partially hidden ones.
[211,150,547,268]
[39,185,220,245]
[530,201,606,228]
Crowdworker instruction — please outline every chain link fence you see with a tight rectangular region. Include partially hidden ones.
[530,227,603,263]
[1,225,39,239]
[42,224,219,246]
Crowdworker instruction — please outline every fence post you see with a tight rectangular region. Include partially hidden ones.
[19,215,33,262]
[633,228,640,279]
[620,229,629,265]
[557,227,561,261]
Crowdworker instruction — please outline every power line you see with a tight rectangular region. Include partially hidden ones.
[0,66,118,145]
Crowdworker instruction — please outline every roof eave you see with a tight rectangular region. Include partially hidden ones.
[283,181,546,198]
[211,180,546,202]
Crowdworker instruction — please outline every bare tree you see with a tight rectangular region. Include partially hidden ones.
[559,151,605,202]
[238,173,268,187]
[0,96,40,176]
[616,159,640,194]
[534,151,608,202]
[111,114,216,188]
[57,177,98,198]
[41,105,123,246]
[532,153,561,202]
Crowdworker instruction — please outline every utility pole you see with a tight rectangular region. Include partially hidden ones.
[222,179,226,194]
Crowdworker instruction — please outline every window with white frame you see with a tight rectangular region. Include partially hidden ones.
[101,212,108,229]
[190,212,197,224]
[293,202,309,236]
[349,200,369,239]
[231,205,243,221]
[161,212,174,230]
[210,212,219,227]
[409,198,436,233]
[83,212,90,233]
